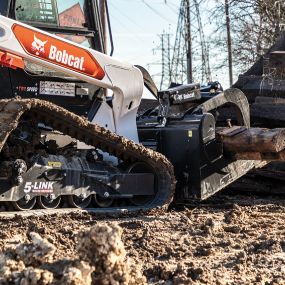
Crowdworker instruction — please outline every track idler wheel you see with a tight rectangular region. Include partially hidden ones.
[67,195,92,208]
[37,195,61,209]
[12,196,37,211]
[93,195,114,208]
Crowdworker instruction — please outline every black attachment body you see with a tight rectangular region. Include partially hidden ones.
[138,85,256,203]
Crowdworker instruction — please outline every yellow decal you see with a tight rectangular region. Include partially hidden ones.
[188,131,193,138]
[48,161,62,168]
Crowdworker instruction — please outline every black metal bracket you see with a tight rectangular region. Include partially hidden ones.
[193,88,250,128]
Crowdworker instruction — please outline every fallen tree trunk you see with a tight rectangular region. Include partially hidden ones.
[249,101,285,129]
[217,126,285,161]
[217,127,285,153]
[231,150,285,161]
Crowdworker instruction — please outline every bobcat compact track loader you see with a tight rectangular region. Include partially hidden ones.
[0,0,284,214]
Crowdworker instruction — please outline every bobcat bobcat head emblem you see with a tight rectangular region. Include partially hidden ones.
[31,34,47,55]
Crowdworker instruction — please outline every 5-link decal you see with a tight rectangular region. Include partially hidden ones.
[24,182,55,193]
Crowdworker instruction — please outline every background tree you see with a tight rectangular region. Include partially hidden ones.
[210,0,285,82]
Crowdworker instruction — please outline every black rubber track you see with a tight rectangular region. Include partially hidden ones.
[0,98,176,216]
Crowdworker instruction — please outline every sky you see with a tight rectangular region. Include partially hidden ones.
[107,0,230,89]
[55,0,231,89]
[108,0,179,63]
[108,0,182,87]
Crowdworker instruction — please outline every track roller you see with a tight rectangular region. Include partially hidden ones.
[12,196,37,211]
[93,195,114,208]
[67,195,92,208]
[37,195,61,209]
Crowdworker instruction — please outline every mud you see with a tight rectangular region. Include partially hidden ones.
[0,194,284,284]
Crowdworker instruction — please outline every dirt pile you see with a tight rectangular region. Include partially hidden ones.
[0,223,145,285]
[0,194,285,284]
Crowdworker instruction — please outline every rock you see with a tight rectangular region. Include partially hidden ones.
[20,268,53,285]
[59,261,93,285]
[15,232,56,266]
[77,224,146,285]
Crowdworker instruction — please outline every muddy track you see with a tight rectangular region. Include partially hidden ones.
[0,98,176,215]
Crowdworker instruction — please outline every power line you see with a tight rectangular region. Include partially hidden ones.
[108,13,146,44]
[108,1,146,31]
[141,0,175,23]
[165,3,179,15]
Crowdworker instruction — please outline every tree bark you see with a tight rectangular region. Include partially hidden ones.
[217,127,285,155]
[225,0,233,86]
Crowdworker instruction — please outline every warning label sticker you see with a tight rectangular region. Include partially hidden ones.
[40,81,75,96]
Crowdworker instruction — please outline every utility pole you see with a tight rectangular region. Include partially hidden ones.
[167,33,172,84]
[159,32,172,90]
[150,32,172,90]
[185,0,193,83]
[160,34,165,90]
[225,0,233,86]
[99,0,107,53]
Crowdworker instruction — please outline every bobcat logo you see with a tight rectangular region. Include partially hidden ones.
[31,34,47,56]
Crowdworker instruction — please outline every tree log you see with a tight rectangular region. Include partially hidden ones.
[217,127,285,153]
[251,103,285,124]
[232,150,285,161]
[254,96,285,104]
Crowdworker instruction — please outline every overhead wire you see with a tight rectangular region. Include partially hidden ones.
[141,0,176,23]
[108,0,180,86]
[108,13,146,44]
[165,3,179,15]
[108,1,146,32]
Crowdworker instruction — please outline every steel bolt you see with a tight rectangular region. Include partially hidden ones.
[49,194,55,201]
[24,194,31,201]
[80,193,86,199]
[227,119,232,128]
[17,176,23,185]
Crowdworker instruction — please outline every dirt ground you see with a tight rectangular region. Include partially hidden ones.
[0,193,285,285]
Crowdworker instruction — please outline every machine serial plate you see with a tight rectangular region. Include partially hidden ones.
[40,81,75,96]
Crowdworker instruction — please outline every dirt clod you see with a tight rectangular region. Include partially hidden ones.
[59,261,93,285]
[15,232,56,266]
[78,224,146,285]
[0,223,144,285]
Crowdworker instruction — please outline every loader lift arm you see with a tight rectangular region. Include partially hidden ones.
[0,15,143,142]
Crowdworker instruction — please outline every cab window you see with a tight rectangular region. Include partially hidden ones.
[15,0,87,29]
